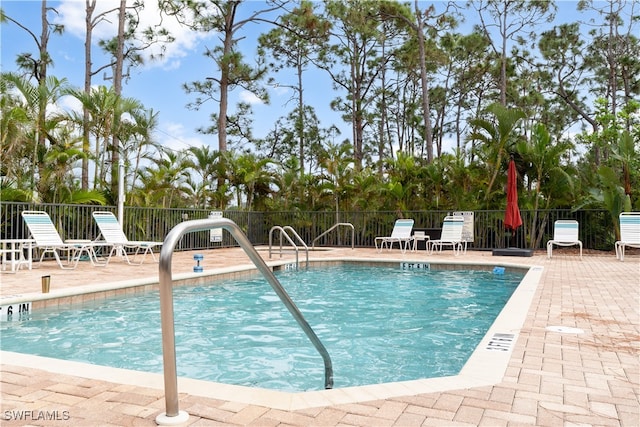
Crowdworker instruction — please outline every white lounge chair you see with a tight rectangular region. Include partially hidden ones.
[547,220,582,259]
[375,219,414,253]
[429,216,466,256]
[21,210,109,270]
[92,211,162,265]
[615,212,640,261]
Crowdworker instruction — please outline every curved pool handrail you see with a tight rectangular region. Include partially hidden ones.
[268,225,310,269]
[282,225,309,266]
[269,225,299,266]
[156,218,333,423]
[312,222,355,249]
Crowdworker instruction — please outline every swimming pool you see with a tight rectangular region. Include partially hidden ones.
[0,263,523,392]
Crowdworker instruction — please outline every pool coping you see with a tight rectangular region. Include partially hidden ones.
[0,257,543,411]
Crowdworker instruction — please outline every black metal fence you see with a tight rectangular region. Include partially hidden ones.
[0,202,616,252]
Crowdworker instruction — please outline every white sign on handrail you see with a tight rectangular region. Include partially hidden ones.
[209,211,223,242]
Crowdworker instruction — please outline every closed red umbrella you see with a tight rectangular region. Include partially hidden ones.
[504,157,523,240]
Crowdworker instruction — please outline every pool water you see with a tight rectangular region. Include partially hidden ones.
[0,264,522,392]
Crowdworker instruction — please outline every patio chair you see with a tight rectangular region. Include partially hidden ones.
[429,216,466,256]
[21,210,109,270]
[375,219,414,253]
[547,220,582,259]
[615,212,640,261]
[92,211,162,265]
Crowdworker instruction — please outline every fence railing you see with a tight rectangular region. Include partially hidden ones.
[0,202,616,252]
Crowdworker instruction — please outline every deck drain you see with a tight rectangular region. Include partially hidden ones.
[546,326,584,334]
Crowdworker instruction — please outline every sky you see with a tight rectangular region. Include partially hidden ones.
[0,0,622,158]
[1,0,345,154]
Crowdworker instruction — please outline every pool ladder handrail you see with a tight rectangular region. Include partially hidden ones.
[268,225,309,269]
[156,218,333,425]
[312,222,355,250]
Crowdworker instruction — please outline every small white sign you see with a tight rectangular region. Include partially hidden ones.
[453,211,475,242]
[401,262,430,270]
[209,211,223,243]
[0,302,31,321]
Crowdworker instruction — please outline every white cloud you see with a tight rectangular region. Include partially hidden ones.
[239,90,263,105]
[159,121,207,152]
[54,0,215,70]
[56,93,82,114]
[273,85,291,96]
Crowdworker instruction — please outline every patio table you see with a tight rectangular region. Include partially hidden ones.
[0,239,34,273]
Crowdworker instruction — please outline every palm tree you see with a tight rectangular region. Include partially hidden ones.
[225,151,275,211]
[383,152,420,212]
[185,145,220,209]
[468,102,526,207]
[31,119,106,204]
[272,156,303,210]
[0,77,32,194]
[120,108,161,195]
[65,86,118,189]
[610,130,638,201]
[516,123,574,248]
[1,72,69,197]
[134,149,191,208]
[319,143,354,222]
[441,151,480,210]
[183,176,209,209]
[65,85,143,200]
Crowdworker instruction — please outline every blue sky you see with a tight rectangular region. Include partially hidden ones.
[1,0,344,154]
[0,1,614,156]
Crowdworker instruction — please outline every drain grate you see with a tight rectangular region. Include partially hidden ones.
[486,332,515,351]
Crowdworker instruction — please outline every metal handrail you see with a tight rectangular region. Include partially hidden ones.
[283,225,309,266]
[312,222,355,249]
[268,225,309,268]
[156,218,333,424]
[269,226,295,259]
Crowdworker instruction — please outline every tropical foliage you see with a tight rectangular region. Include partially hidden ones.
[1,1,639,250]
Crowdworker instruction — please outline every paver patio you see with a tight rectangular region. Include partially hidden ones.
[1,247,638,426]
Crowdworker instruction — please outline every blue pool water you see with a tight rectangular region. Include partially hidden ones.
[0,264,522,392]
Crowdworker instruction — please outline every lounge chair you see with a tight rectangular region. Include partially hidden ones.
[21,210,109,270]
[92,211,162,265]
[615,212,640,261]
[547,220,582,259]
[429,216,466,256]
[375,219,414,253]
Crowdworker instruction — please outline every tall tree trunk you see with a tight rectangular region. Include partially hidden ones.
[351,36,364,170]
[296,58,304,175]
[35,0,49,196]
[378,33,388,168]
[415,0,433,163]
[82,0,96,190]
[498,1,507,106]
[111,0,126,203]
[217,5,235,154]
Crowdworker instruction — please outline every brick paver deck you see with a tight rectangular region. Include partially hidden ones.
[1,247,638,426]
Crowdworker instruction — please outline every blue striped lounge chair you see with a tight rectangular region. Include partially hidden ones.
[429,216,466,256]
[547,220,582,259]
[92,211,162,265]
[615,212,640,261]
[375,219,414,254]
